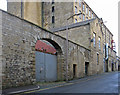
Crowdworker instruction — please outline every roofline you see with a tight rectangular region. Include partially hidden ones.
[83,1,99,20]
[102,24,113,36]
[83,0,113,36]
[51,18,95,32]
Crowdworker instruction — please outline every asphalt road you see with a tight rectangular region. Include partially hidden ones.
[25,72,119,94]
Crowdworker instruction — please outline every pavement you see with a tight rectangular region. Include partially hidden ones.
[2,71,119,95]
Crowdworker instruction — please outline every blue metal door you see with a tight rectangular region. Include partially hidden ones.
[35,51,45,82]
[35,51,57,82]
[46,53,57,81]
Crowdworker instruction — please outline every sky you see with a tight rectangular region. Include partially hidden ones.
[85,0,119,55]
[0,0,119,54]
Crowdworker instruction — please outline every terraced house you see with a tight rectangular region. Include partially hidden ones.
[0,0,117,89]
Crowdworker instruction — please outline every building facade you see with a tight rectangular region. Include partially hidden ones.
[102,24,117,72]
[1,10,92,89]
[3,0,118,89]
[7,1,42,27]
[54,18,104,75]
[7,0,97,30]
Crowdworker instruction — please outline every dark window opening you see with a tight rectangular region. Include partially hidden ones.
[52,16,55,23]
[52,0,54,4]
[85,62,89,75]
[97,54,99,65]
[52,6,54,12]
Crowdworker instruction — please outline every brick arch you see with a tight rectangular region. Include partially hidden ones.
[40,38,65,80]
[31,34,65,81]
[41,38,62,54]
[30,33,64,55]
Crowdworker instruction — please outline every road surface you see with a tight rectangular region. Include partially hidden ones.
[24,72,119,94]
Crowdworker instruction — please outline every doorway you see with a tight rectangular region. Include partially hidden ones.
[112,63,114,71]
[73,64,77,78]
[35,51,57,82]
[85,62,89,75]
[105,60,108,72]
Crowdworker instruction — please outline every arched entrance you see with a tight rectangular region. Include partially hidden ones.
[35,39,62,82]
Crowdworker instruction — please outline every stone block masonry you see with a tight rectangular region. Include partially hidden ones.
[0,10,2,94]
[1,10,91,89]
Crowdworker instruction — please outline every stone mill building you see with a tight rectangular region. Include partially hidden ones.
[0,0,118,89]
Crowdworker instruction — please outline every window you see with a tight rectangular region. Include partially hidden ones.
[86,7,88,14]
[75,0,77,3]
[82,3,85,12]
[97,53,99,65]
[93,32,96,47]
[83,14,85,21]
[89,10,91,17]
[79,0,81,7]
[92,13,94,18]
[52,0,54,4]
[98,37,101,50]
[52,16,55,23]
[75,6,77,14]
[75,19,77,23]
[52,6,54,12]
[109,35,110,46]
[79,10,81,19]
[86,17,88,20]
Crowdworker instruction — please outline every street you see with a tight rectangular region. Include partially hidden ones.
[23,72,119,94]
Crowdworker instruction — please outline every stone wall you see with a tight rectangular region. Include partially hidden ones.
[7,2,42,27]
[90,19,104,74]
[43,2,74,30]
[55,24,90,49]
[0,10,2,93]
[7,2,22,18]
[24,2,42,27]
[55,18,105,75]
[7,2,74,30]
[1,10,91,88]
